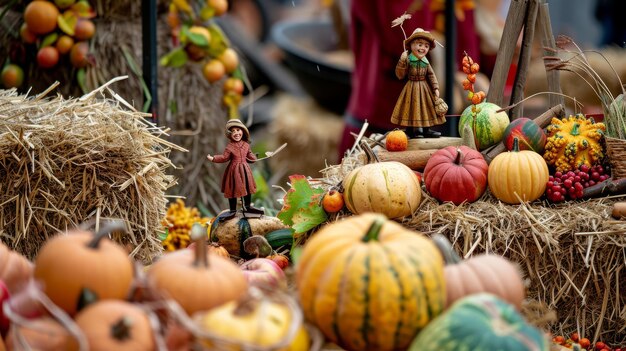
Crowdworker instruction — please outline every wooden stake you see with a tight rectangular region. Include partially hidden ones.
[486,0,529,107]
[509,0,539,119]
[538,0,564,107]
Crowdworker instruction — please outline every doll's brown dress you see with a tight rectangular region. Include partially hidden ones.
[390,57,446,127]
[212,140,257,199]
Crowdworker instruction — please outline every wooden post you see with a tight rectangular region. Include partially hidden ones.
[142,0,158,124]
[485,0,529,107]
[509,0,539,119]
[537,0,564,107]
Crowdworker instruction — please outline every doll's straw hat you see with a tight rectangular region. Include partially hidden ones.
[404,28,436,50]
[225,119,250,140]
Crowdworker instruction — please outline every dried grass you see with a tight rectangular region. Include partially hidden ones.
[315,139,626,344]
[0,80,184,264]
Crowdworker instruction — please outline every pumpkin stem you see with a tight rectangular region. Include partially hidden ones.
[454,147,463,164]
[191,223,209,268]
[111,316,133,341]
[361,141,380,164]
[362,216,386,242]
[431,234,463,264]
[511,137,520,152]
[570,122,580,136]
[87,219,128,249]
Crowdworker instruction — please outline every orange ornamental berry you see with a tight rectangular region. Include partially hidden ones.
[322,190,344,213]
[385,129,408,151]
[470,62,480,74]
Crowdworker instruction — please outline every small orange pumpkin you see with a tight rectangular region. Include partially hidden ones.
[73,300,156,351]
[147,223,248,315]
[0,242,33,294]
[432,234,525,310]
[33,220,134,315]
[385,129,408,151]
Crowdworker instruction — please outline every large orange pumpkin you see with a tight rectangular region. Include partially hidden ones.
[0,242,33,294]
[488,137,549,204]
[33,220,134,315]
[296,213,445,351]
[72,300,156,351]
[432,235,525,310]
[147,223,247,315]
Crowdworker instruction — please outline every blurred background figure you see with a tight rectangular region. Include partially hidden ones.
[594,0,626,48]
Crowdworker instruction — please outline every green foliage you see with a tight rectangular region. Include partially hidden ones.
[277,175,328,235]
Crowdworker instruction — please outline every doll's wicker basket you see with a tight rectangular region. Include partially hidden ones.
[434,97,448,117]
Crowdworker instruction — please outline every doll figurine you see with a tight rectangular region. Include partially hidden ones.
[390,28,448,138]
[207,119,264,219]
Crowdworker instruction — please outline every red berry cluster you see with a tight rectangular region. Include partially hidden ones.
[545,164,609,202]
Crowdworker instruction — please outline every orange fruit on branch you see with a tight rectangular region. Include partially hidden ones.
[218,48,239,73]
[322,190,344,213]
[37,46,60,69]
[1,64,24,88]
[56,35,74,55]
[385,129,409,151]
[24,1,59,35]
[69,41,90,68]
[203,59,226,83]
[19,23,38,44]
[74,19,95,40]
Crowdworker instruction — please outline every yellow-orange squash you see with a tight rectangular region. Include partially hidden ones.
[33,220,134,315]
[72,300,155,351]
[147,224,247,315]
[543,114,605,172]
[296,213,445,351]
[342,161,421,219]
[488,138,549,204]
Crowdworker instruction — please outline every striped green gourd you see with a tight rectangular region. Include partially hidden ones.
[296,213,446,351]
[503,117,547,153]
[459,102,510,150]
[409,293,549,351]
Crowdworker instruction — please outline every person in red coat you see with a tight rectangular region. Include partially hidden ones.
[207,119,264,219]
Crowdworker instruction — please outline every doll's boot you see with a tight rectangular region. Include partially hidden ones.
[423,127,441,138]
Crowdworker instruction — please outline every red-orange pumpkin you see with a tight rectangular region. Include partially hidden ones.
[423,146,489,205]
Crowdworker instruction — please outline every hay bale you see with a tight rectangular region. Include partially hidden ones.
[318,145,626,344]
[0,6,230,212]
[0,82,184,264]
[269,94,343,181]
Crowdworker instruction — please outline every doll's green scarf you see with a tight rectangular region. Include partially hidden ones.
[408,53,429,69]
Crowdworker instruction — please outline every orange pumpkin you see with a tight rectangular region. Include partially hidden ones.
[72,300,156,351]
[5,317,75,351]
[33,220,134,315]
[0,242,33,293]
[147,223,248,315]
[385,129,408,151]
[433,235,525,310]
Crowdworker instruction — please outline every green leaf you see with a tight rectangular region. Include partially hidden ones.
[71,0,96,19]
[277,175,328,234]
[58,12,77,36]
[160,48,188,67]
[206,24,229,57]
[290,246,303,266]
[76,68,88,94]
[158,228,169,241]
[40,32,58,48]
[187,31,209,47]
[200,5,215,21]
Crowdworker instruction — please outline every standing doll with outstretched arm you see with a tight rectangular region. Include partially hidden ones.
[207,119,264,219]
[391,28,447,138]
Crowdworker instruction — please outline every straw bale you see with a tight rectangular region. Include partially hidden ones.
[316,142,626,344]
[0,82,184,264]
[0,7,229,212]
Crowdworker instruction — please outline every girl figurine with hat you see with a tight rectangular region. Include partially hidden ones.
[390,27,448,138]
[207,119,264,219]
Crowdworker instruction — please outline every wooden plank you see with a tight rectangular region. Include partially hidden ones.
[509,0,539,119]
[486,0,529,107]
[538,0,564,107]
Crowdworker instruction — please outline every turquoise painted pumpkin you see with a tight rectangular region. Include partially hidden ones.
[459,102,510,150]
[409,293,549,351]
[503,117,547,153]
